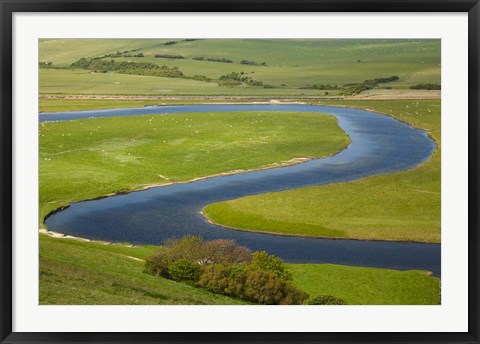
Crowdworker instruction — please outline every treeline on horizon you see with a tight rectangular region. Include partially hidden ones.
[40,52,440,94]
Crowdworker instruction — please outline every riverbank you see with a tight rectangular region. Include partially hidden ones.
[202,100,440,243]
[39,91,440,112]
[40,110,349,228]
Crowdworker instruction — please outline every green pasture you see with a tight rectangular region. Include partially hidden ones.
[39,69,218,95]
[40,234,440,305]
[204,100,440,243]
[40,111,349,226]
[289,264,440,305]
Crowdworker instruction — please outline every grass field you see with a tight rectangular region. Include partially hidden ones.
[203,100,440,243]
[39,39,440,95]
[40,234,440,305]
[40,111,349,226]
[288,264,440,305]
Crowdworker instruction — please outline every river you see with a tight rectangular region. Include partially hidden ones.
[41,104,440,275]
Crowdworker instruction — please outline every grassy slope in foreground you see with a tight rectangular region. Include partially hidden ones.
[40,234,440,305]
[203,100,440,243]
[40,235,247,305]
[40,111,349,225]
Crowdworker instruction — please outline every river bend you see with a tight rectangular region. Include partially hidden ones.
[41,104,440,275]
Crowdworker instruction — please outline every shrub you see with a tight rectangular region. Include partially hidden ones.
[343,76,399,95]
[192,57,233,63]
[306,295,347,305]
[70,57,187,79]
[218,72,264,87]
[168,259,201,282]
[372,76,399,83]
[240,59,266,66]
[250,251,292,280]
[39,61,54,68]
[144,247,173,277]
[154,54,184,59]
[189,75,212,82]
[197,264,232,294]
[144,236,204,277]
[145,236,306,305]
[410,83,441,90]
[197,264,307,305]
[164,235,205,263]
[202,239,252,265]
[145,236,252,276]
[242,268,307,305]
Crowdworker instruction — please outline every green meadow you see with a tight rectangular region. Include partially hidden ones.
[288,264,440,305]
[204,100,440,243]
[39,39,440,96]
[40,234,439,305]
[40,111,349,225]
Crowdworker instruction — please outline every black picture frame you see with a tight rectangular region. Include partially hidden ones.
[1,1,479,343]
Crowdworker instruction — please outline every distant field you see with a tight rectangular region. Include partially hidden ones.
[40,111,349,226]
[39,69,333,96]
[39,39,172,65]
[204,100,441,243]
[40,234,440,305]
[39,39,440,96]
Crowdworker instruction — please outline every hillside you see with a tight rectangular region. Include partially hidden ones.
[39,39,440,96]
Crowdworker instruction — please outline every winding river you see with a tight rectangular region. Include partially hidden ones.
[40,104,441,275]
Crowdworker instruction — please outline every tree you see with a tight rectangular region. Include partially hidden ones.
[306,295,347,305]
[168,259,202,282]
[164,235,205,263]
[144,247,172,277]
[202,239,252,265]
[243,268,307,304]
[197,264,307,305]
[250,251,293,280]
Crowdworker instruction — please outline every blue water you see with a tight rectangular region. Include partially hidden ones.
[41,104,441,275]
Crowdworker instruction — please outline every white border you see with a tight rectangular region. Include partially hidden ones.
[13,13,468,332]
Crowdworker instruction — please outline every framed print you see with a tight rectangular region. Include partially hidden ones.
[1,0,479,343]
